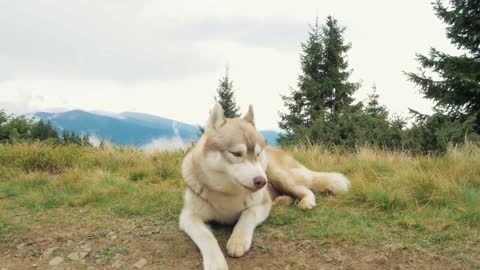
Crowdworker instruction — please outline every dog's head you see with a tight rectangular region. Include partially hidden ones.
[202,103,268,192]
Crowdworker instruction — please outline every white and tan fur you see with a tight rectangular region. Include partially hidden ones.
[179,103,350,270]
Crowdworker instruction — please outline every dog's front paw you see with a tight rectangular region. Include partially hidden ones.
[226,235,251,258]
[204,257,228,270]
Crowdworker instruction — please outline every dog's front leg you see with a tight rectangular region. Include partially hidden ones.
[226,202,271,257]
[180,211,228,270]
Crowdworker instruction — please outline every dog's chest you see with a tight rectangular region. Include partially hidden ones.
[209,190,264,224]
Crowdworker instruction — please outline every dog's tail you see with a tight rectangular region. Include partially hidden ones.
[309,171,350,195]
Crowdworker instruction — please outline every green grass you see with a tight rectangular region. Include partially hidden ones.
[0,142,479,263]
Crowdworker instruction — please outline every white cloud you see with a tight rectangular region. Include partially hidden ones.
[141,136,190,152]
[141,120,195,152]
[88,134,102,147]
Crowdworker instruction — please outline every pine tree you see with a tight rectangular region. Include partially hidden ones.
[406,0,480,131]
[361,86,405,149]
[280,17,324,133]
[215,67,240,118]
[279,16,359,144]
[364,85,388,118]
[322,16,358,113]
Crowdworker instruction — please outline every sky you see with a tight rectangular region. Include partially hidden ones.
[0,0,459,130]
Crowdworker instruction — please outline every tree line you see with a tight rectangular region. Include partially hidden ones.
[0,110,91,147]
[214,0,479,153]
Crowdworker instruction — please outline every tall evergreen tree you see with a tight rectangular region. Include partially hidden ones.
[406,0,480,131]
[322,16,358,113]
[279,16,359,143]
[215,67,240,118]
[279,17,323,133]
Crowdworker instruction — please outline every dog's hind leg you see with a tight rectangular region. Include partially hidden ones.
[267,164,317,210]
[265,146,349,210]
[309,172,350,194]
[267,182,294,206]
[289,169,350,209]
[290,185,317,210]
[226,199,271,258]
[273,195,295,206]
[179,210,228,270]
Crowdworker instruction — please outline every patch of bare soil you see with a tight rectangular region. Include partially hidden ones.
[0,209,474,270]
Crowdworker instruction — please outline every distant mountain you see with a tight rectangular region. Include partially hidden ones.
[34,110,199,147]
[34,110,279,148]
[261,130,281,146]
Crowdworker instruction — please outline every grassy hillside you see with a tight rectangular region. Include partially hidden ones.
[0,143,479,269]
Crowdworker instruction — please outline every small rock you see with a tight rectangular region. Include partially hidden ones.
[43,247,58,259]
[131,251,142,258]
[32,264,38,268]
[95,259,102,264]
[113,253,124,260]
[111,260,122,269]
[107,231,116,240]
[16,243,25,250]
[68,252,80,261]
[79,251,90,259]
[66,240,73,247]
[134,258,147,269]
[49,256,64,266]
[81,243,92,252]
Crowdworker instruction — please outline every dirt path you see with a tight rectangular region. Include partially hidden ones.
[1,209,472,270]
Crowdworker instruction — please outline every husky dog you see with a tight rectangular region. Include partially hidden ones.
[179,103,350,270]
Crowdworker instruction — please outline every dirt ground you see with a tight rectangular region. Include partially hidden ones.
[1,208,473,270]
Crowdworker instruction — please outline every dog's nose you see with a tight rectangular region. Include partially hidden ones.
[253,176,267,189]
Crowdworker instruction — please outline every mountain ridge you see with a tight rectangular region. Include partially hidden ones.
[34,110,279,149]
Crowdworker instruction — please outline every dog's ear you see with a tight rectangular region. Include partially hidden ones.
[243,104,255,126]
[208,102,226,130]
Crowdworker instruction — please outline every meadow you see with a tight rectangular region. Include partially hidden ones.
[0,143,478,269]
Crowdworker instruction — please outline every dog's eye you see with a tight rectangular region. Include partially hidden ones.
[230,151,242,157]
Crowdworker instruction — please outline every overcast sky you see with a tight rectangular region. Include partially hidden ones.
[0,0,459,130]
